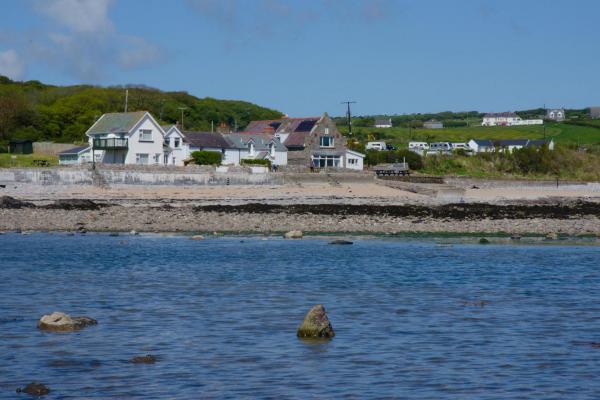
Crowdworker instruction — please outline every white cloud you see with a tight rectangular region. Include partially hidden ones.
[0,49,24,80]
[118,36,164,70]
[34,0,114,33]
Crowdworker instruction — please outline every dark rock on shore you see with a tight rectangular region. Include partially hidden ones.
[16,382,49,396]
[0,196,34,209]
[38,312,97,332]
[479,238,490,244]
[329,239,353,245]
[297,304,335,339]
[130,355,157,364]
[44,199,102,211]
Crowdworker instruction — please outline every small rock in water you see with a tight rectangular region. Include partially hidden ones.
[297,304,335,339]
[16,382,50,396]
[479,238,490,244]
[130,230,138,236]
[510,234,521,240]
[329,239,353,245]
[191,235,205,240]
[284,230,303,239]
[545,232,558,240]
[109,232,119,237]
[130,354,157,364]
[38,311,97,333]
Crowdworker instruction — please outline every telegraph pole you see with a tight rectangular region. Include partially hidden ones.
[177,107,188,130]
[124,89,129,112]
[341,101,356,135]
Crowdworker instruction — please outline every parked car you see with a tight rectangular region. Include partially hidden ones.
[385,144,397,151]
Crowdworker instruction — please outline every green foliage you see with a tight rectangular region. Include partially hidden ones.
[0,75,282,144]
[241,158,271,167]
[364,149,423,170]
[191,150,222,165]
[0,153,58,168]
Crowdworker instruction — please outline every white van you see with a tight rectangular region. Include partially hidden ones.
[366,141,387,151]
[408,142,429,150]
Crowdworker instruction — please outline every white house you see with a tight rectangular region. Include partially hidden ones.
[374,118,392,128]
[545,109,565,122]
[345,149,365,170]
[182,131,240,165]
[468,138,554,153]
[468,139,495,153]
[482,112,543,127]
[58,145,91,165]
[86,111,169,165]
[224,134,288,166]
[163,125,190,166]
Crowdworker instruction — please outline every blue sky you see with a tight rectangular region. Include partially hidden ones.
[0,0,599,116]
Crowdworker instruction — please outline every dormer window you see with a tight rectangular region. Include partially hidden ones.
[248,141,255,156]
[174,138,180,148]
[139,129,152,141]
[269,142,275,157]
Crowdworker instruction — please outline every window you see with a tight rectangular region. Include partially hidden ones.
[320,136,334,148]
[139,129,153,141]
[174,138,180,148]
[136,153,149,165]
[153,153,161,164]
[312,155,340,168]
[269,142,275,157]
[348,158,357,165]
[248,141,255,156]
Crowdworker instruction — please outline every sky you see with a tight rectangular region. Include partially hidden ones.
[0,0,599,117]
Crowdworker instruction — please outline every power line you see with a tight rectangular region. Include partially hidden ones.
[341,101,356,135]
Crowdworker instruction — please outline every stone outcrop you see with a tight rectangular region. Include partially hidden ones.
[297,304,335,339]
[37,312,97,332]
[284,230,303,239]
[130,355,157,364]
[329,239,353,245]
[44,199,101,211]
[0,196,34,209]
[16,382,50,396]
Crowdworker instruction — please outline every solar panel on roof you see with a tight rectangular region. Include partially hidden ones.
[270,122,281,130]
[295,120,316,132]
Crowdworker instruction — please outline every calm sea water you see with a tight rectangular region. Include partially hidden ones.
[1,233,600,399]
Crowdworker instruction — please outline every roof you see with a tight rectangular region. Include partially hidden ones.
[496,139,529,146]
[225,133,287,151]
[244,120,282,134]
[87,111,147,135]
[484,112,519,118]
[470,139,494,146]
[346,149,365,157]
[184,132,232,149]
[59,146,90,155]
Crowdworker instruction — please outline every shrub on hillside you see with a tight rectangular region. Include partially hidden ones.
[191,150,222,165]
[241,158,271,167]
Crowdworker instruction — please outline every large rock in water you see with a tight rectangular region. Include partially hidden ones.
[16,382,50,396]
[297,304,335,339]
[284,230,303,239]
[38,312,97,332]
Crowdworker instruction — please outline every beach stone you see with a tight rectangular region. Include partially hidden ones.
[45,199,100,211]
[130,355,157,364]
[130,230,138,235]
[38,312,97,332]
[16,382,50,396]
[545,232,558,240]
[191,235,205,240]
[284,230,303,239]
[329,239,353,245]
[297,304,335,339]
[0,196,34,209]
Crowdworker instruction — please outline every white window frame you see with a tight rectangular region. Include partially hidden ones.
[139,129,153,142]
[348,158,357,165]
[320,136,334,148]
[136,153,149,165]
[174,138,180,148]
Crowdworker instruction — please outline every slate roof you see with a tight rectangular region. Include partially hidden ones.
[184,132,232,149]
[87,111,147,135]
[470,139,494,147]
[225,134,287,151]
[496,139,529,146]
[59,146,90,155]
[244,120,282,134]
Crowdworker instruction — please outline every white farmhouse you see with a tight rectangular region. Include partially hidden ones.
[482,112,543,127]
[86,111,169,165]
[224,134,288,166]
[468,139,495,153]
[163,125,190,166]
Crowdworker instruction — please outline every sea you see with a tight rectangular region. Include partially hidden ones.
[1,232,600,399]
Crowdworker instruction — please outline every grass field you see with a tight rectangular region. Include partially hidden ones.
[0,153,58,168]
[341,122,600,147]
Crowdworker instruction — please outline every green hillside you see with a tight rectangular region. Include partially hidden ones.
[0,75,282,144]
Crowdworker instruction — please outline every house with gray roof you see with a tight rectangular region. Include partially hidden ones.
[374,118,392,128]
[545,108,565,122]
[86,111,170,165]
[58,145,91,165]
[224,133,288,166]
[590,107,600,119]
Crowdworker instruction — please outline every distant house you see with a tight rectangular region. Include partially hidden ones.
[86,111,169,165]
[162,125,190,166]
[224,133,288,166]
[9,139,33,154]
[244,113,364,170]
[423,119,443,129]
[546,108,565,122]
[468,139,495,153]
[590,107,600,119]
[482,112,543,126]
[374,118,392,128]
[58,146,91,165]
[468,138,554,153]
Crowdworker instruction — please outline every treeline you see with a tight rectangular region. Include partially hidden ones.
[0,75,282,143]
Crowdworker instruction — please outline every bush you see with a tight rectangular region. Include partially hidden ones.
[397,149,423,170]
[191,150,222,165]
[241,158,271,167]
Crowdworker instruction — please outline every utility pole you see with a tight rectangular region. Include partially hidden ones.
[211,121,214,133]
[177,107,188,131]
[341,101,356,135]
[124,89,129,112]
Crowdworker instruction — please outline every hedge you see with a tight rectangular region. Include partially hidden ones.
[241,158,272,167]
[191,150,222,165]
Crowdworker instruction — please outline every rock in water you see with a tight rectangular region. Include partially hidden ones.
[130,355,157,364]
[17,382,50,396]
[329,239,353,245]
[38,312,97,332]
[191,235,205,240]
[479,238,490,244]
[297,304,335,339]
[284,230,303,239]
